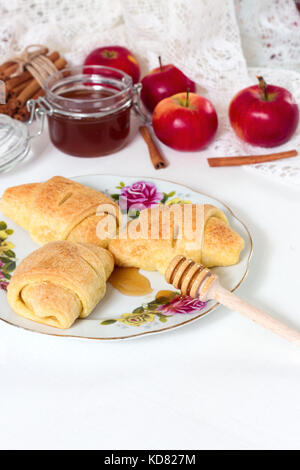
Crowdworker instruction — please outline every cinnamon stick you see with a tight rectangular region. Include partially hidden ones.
[51,57,67,72]
[10,78,33,97]
[5,51,60,94]
[17,81,41,107]
[0,61,14,74]
[0,106,13,117]
[19,105,30,117]
[5,71,33,95]
[14,104,30,121]
[139,125,168,169]
[18,89,46,119]
[0,63,18,80]
[32,88,45,100]
[7,97,19,112]
[17,56,67,107]
[0,104,8,114]
[207,150,298,167]
[47,51,60,63]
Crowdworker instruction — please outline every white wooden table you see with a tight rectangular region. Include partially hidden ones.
[0,118,299,450]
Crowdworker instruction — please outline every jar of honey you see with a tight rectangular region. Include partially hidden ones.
[34,65,140,157]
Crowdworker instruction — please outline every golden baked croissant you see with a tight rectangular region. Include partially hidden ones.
[109,204,244,274]
[7,241,114,329]
[0,176,120,247]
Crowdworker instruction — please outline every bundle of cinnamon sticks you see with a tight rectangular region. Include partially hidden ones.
[0,51,67,122]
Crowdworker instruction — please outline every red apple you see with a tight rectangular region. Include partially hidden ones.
[141,58,196,113]
[84,46,140,84]
[229,76,299,147]
[152,91,218,151]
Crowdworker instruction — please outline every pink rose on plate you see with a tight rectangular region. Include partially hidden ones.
[0,281,8,291]
[157,295,206,315]
[119,181,163,211]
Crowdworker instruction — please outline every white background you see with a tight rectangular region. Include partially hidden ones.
[0,116,299,450]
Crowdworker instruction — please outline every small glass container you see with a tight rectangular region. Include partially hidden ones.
[38,65,140,157]
[0,115,31,172]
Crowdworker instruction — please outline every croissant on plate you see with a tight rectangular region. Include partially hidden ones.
[7,241,114,329]
[109,204,245,274]
[0,176,120,247]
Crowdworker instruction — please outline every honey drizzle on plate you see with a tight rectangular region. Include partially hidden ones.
[109,267,153,296]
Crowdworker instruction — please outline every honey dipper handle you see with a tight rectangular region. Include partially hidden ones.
[211,283,300,346]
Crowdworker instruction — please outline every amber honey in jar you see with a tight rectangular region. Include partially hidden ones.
[43,65,135,157]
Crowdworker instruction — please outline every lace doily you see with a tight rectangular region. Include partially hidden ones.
[236,0,300,71]
[0,0,299,186]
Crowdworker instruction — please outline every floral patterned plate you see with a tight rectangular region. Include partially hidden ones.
[0,174,252,340]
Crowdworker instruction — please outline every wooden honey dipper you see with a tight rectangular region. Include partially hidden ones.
[165,255,300,346]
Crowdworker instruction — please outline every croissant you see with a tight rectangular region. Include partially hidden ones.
[0,176,120,247]
[109,204,245,274]
[7,241,114,329]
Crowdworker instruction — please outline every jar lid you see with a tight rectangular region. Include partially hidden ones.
[44,65,134,118]
[0,115,30,173]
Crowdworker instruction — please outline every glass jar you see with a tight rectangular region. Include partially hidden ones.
[40,65,138,157]
[0,114,31,172]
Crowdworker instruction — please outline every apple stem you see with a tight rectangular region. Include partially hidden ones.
[257,76,268,101]
[185,88,190,107]
[158,56,163,72]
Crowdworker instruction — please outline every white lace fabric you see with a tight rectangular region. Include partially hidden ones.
[0,0,300,186]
